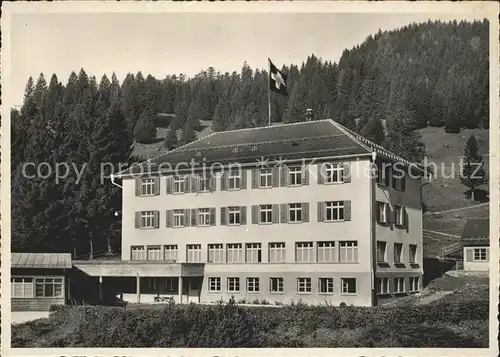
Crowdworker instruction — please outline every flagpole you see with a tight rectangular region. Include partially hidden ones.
[268,58,271,126]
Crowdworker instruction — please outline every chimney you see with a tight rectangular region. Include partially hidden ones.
[305,108,313,122]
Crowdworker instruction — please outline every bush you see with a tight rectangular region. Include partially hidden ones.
[13,298,489,348]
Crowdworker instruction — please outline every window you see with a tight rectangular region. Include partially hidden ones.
[409,244,417,264]
[187,244,202,263]
[339,241,358,263]
[199,174,211,192]
[259,168,272,188]
[11,277,34,298]
[164,277,177,293]
[208,277,221,292]
[269,243,286,263]
[377,202,388,224]
[198,208,211,226]
[35,278,63,297]
[173,176,186,193]
[376,162,390,186]
[270,277,284,293]
[318,278,334,294]
[131,246,146,260]
[341,278,356,294]
[229,170,241,190]
[377,241,387,263]
[297,277,312,293]
[147,246,162,260]
[227,277,240,292]
[473,248,487,261]
[247,277,260,292]
[394,205,404,226]
[228,207,241,225]
[245,243,262,263]
[289,203,302,222]
[260,205,273,223]
[393,170,405,191]
[324,163,344,184]
[164,245,178,262]
[409,277,420,292]
[227,243,244,263]
[317,241,336,263]
[394,277,405,293]
[208,244,225,263]
[394,243,403,264]
[141,211,155,228]
[296,242,314,262]
[325,201,344,221]
[289,166,302,186]
[173,209,185,227]
[141,178,155,195]
[376,277,389,294]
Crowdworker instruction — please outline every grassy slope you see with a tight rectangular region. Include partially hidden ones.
[419,127,490,257]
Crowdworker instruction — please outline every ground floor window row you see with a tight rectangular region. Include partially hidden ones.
[11,277,64,298]
[130,240,366,263]
[207,277,358,295]
[375,276,420,295]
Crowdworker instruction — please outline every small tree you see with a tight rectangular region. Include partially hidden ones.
[164,128,178,151]
[134,108,157,144]
[460,134,487,201]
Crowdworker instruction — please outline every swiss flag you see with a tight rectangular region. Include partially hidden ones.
[269,59,288,96]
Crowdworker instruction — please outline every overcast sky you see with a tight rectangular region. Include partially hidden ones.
[10,11,485,105]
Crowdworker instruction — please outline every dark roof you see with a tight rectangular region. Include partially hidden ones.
[116,119,424,177]
[11,253,72,269]
[461,218,489,239]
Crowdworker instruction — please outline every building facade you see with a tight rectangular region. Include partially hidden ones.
[114,119,426,306]
[461,218,490,272]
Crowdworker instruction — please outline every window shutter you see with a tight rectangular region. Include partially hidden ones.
[210,174,216,191]
[317,202,325,222]
[220,207,227,225]
[403,207,409,231]
[184,209,191,227]
[240,169,247,189]
[191,175,198,193]
[185,175,191,193]
[280,166,288,187]
[384,166,391,186]
[153,211,160,228]
[153,177,160,195]
[303,166,309,185]
[343,162,351,183]
[191,209,198,227]
[485,248,490,262]
[220,173,228,191]
[317,165,324,184]
[280,204,288,223]
[135,179,142,196]
[272,166,279,187]
[165,209,174,228]
[251,205,258,224]
[465,248,473,262]
[209,208,216,226]
[166,176,173,194]
[401,173,406,191]
[252,169,258,189]
[386,204,392,224]
[272,204,280,224]
[135,212,141,228]
[302,202,309,222]
[240,206,247,225]
[344,201,351,221]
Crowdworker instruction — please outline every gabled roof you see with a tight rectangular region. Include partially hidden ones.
[461,218,490,239]
[11,252,72,269]
[116,119,425,177]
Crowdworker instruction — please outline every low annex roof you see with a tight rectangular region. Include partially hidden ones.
[461,218,490,240]
[11,252,72,269]
[115,119,424,177]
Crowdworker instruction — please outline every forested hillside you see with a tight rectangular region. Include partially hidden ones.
[11,19,489,255]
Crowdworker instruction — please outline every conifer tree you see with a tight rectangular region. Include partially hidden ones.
[460,134,487,201]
